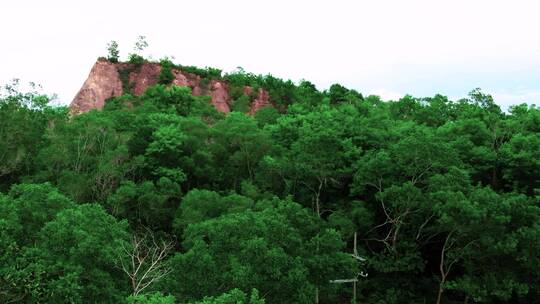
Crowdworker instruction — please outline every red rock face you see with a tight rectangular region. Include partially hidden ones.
[70,60,123,115]
[172,70,189,87]
[192,86,203,96]
[249,88,272,115]
[172,69,202,93]
[243,86,253,95]
[70,61,271,115]
[210,80,231,113]
[129,63,161,95]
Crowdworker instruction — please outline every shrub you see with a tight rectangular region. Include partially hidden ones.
[158,59,175,85]
[128,54,145,65]
[231,95,251,113]
[118,66,136,94]
[178,65,222,79]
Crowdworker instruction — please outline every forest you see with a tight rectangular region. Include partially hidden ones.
[0,55,539,304]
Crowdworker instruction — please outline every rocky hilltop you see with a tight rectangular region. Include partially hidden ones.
[70,60,272,115]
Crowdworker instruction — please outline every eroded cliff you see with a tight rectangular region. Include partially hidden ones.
[70,61,124,115]
[70,60,272,115]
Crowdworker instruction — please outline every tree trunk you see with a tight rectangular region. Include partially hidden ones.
[437,233,451,304]
[315,177,324,217]
[436,284,444,304]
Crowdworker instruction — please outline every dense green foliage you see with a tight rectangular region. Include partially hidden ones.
[0,69,539,304]
[159,59,175,85]
[176,65,222,79]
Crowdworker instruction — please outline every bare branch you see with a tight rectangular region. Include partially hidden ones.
[118,232,174,296]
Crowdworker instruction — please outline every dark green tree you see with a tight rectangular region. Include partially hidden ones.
[158,58,175,85]
[107,40,120,63]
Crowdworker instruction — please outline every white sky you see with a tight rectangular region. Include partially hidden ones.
[1,0,539,109]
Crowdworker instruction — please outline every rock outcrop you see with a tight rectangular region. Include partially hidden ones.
[70,60,270,116]
[210,80,231,113]
[249,88,272,115]
[129,63,161,95]
[70,61,123,115]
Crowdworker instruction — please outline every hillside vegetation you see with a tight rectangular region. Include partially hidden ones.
[0,59,539,304]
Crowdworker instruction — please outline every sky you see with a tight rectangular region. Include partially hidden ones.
[1,0,539,109]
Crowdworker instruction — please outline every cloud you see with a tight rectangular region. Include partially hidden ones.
[1,0,540,108]
[491,90,540,111]
[368,89,403,101]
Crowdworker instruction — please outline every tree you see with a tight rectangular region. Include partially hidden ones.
[254,106,279,127]
[120,232,174,297]
[134,35,149,53]
[210,113,274,188]
[129,36,149,64]
[264,104,361,216]
[172,189,254,236]
[500,133,540,193]
[0,184,79,303]
[126,292,176,304]
[15,204,130,303]
[192,289,265,304]
[3,183,75,245]
[0,183,76,303]
[34,110,130,203]
[107,40,120,63]
[432,188,540,303]
[106,178,181,230]
[158,58,174,85]
[328,83,349,104]
[141,85,198,116]
[0,80,58,190]
[163,199,355,303]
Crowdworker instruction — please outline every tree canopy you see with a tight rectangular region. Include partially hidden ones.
[0,65,539,303]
